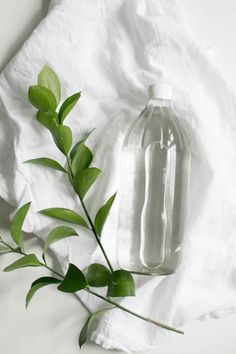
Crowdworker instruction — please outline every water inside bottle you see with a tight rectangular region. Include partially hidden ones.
[117,103,190,275]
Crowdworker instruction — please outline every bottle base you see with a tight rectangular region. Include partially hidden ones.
[120,266,176,276]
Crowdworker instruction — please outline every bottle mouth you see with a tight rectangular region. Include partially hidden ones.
[149,84,173,100]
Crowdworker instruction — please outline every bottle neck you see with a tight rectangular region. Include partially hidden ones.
[147,98,172,108]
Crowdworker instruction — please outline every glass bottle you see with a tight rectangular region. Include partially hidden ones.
[117,84,191,275]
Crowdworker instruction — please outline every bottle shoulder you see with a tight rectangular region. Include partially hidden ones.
[123,106,189,151]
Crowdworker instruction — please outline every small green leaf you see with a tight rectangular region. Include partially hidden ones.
[71,142,93,176]
[39,208,88,228]
[94,193,116,236]
[3,254,43,272]
[36,111,58,129]
[10,202,31,250]
[58,92,81,124]
[28,85,57,112]
[26,276,61,308]
[38,65,61,105]
[0,245,11,254]
[51,124,72,155]
[79,308,113,348]
[43,226,78,257]
[58,263,87,292]
[70,129,95,160]
[73,168,101,200]
[25,158,66,173]
[86,263,111,287]
[107,270,135,297]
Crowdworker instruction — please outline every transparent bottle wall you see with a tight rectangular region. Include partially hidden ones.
[117,101,191,275]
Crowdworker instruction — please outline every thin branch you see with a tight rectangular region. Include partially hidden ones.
[66,156,114,272]
[1,237,183,335]
[86,288,184,335]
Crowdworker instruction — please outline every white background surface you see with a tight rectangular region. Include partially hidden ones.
[0,0,236,353]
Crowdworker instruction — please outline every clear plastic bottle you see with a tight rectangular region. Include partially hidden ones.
[117,84,191,275]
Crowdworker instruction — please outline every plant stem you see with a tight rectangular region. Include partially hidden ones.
[44,264,64,279]
[66,156,114,273]
[42,258,183,335]
[43,259,183,334]
[79,197,113,272]
[1,237,183,335]
[86,288,184,335]
[0,238,64,279]
[0,239,16,252]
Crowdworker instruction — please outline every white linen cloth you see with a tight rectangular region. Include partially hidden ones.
[1,0,236,352]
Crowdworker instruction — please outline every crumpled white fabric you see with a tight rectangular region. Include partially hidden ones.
[1,0,236,352]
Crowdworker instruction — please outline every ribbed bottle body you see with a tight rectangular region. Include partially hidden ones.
[117,102,190,275]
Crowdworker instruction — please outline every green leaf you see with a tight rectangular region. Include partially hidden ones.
[39,208,88,228]
[36,111,58,129]
[94,193,116,236]
[26,276,61,308]
[51,124,72,155]
[73,167,101,200]
[28,85,57,112]
[58,92,81,124]
[0,245,11,254]
[71,142,93,176]
[79,308,113,348]
[38,65,61,105]
[70,129,95,160]
[86,263,111,287]
[106,270,135,297]
[3,254,43,272]
[10,202,31,250]
[43,226,78,257]
[58,263,87,292]
[24,158,66,173]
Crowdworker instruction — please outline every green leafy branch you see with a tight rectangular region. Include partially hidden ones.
[1,65,184,348]
[27,65,114,273]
